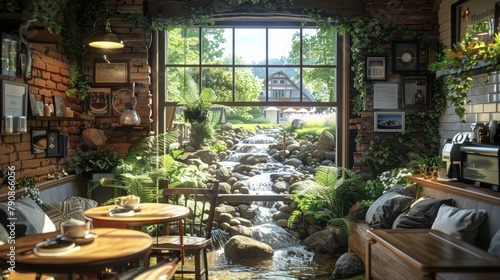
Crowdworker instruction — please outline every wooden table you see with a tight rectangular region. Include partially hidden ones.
[366,229,500,279]
[0,228,152,278]
[84,203,190,229]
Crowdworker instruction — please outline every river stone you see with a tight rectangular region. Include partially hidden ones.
[231,181,246,192]
[226,177,238,186]
[292,144,315,162]
[301,230,340,255]
[216,167,232,182]
[289,180,322,194]
[332,252,365,279]
[217,213,233,224]
[237,204,255,220]
[234,217,253,227]
[224,235,274,262]
[325,150,336,161]
[316,131,336,151]
[217,182,232,194]
[193,149,219,164]
[283,158,302,168]
[229,225,253,237]
[312,149,326,160]
[229,218,241,226]
[272,181,289,193]
[272,211,290,221]
[239,154,268,165]
[287,143,301,153]
[215,204,239,220]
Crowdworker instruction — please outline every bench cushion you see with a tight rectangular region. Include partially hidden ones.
[431,204,487,244]
[393,197,453,229]
[365,191,414,229]
[488,228,500,258]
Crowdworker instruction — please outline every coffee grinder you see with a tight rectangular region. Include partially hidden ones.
[441,133,466,180]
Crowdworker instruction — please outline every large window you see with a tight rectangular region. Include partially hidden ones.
[156,24,343,164]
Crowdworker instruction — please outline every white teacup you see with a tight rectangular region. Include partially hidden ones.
[115,195,140,209]
[61,218,90,239]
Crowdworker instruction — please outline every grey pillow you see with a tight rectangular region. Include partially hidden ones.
[393,197,454,229]
[0,197,56,237]
[488,228,500,258]
[388,183,418,198]
[365,191,414,229]
[431,204,487,244]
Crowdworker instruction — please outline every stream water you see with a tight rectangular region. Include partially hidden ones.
[205,129,335,279]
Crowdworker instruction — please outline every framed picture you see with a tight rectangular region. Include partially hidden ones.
[94,61,129,83]
[452,0,496,44]
[393,41,418,72]
[496,2,500,35]
[373,83,399,109]
[31,128,47,154]
[403,76,431,107]
[365,56,387,81]
[36,99,44,116]
[1,80,28,133]
[87,88,112,117]
[53,96,66,117]
[1,33,18,77]
[374,112,405,132]
[29,93,40,116]
[46,129,61,157]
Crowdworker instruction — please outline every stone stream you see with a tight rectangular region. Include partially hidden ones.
[190,126,341,279]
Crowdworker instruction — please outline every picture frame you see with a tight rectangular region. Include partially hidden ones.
[393,41,419,72]
[46,129,61,157]
[53,96,66,117]
[374,112,405,132]
[403,76,431,107]
[29,92,40,116]
[365,56,387,81]
[1,80,28,133]
[496,1,500,35]
[452,0,496,44]
[94,61,129,83]
[31,128,47,154]
[36,99,44,117]
[1,33,18,77]
[373,83,399,109]
[87,87,112,117]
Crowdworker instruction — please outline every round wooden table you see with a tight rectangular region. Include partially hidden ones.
[84,203,190,229]
[0,228,152,276]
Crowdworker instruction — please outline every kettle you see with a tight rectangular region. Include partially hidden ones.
[120,102,141,126]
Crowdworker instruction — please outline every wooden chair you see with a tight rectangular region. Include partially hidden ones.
[151,180,218,280]
[119,251,181,280]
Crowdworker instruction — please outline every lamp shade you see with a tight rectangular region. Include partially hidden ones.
[88,20,124,49]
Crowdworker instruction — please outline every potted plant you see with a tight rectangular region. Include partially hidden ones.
[68,149,122,179]
[181,87,214,124]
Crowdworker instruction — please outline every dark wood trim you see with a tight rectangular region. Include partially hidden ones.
[0,174,82,201]
[408,175,500,206]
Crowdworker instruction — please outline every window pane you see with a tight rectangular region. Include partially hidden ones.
[167,28,199,65]
[201,67,233,102]
[235,67,264,102]
[202,28,232,64]
[303,67,336,102]
[268,28,299,65]
[266,68,301,102]
[302,28,335,66]
[166,67,200,102]
[235,28,266,65]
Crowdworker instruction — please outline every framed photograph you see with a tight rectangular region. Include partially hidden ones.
[53,96,66,117]
[94,61,129,83]
[29,93,40,116]
[1,33,18,77]
[36,99,44,116]
[403,76,431,107]
[452,0,496,44]
[87,88,112,117]
[1,80,28,132]
[365,56,387,81]
[31,128,47,154]
[374,112,405,132]
[46,129,61,157]
[393,41,418,72]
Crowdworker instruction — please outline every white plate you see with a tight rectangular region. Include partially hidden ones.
[108,208,135,217]
[34,245,80,257]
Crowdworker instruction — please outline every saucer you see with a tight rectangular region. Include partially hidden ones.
[133,204,145,212]
[36,240,75,253]
[62,232,98,246]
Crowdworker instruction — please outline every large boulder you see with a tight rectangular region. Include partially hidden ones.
[332,252,365,279]
[224,235,274,263]
[316,131,336,151]
[301,230,341,255]
[193,149,219,164]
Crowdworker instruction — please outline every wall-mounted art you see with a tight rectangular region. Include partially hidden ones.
[403,76,431,107]
[87,87,112,117]
[393,41,418,72]
[366,56,387,81]
[46,129,61,157]
[1,80,28,133]
[1,33,18,77]
[452,0,496,44]
[31,128,47,154]
[374,112,405,132]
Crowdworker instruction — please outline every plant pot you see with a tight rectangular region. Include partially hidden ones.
[183,110,208,124]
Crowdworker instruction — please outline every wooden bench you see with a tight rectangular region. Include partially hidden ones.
[348,175,500,280]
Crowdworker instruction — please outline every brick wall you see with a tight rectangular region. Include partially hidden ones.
[0,1,150,182]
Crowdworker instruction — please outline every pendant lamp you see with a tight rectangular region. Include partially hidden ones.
[88,20,124,49]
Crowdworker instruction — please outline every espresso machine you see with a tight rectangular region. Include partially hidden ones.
[441,133,467,180]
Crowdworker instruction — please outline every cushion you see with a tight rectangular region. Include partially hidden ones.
[431,204,487,244]
[388,183,418,198]
[393,196,454,229]
[42,199,86,229]
[0,197,56,237]
[365,191,414,229]
[64,196,98,211]
[488,228,500,258]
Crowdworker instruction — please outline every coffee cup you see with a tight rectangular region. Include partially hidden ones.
[115,195,140,209]
[61,218,90,239]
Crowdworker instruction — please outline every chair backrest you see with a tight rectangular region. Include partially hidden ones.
[159,180,218,240]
